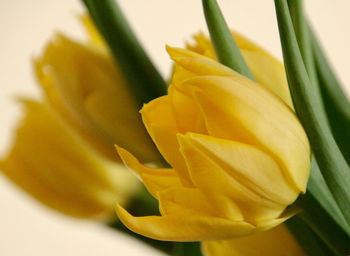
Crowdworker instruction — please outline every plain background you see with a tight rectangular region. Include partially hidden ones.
[0,1,349,255]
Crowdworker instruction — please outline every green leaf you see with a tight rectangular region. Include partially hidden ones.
[307,158,350,233]
[287,0,318,86]
[202,0,255,80]
[81,0,167,108]
[310,29,350,166]
[274,0,350,224]
[289,158,350,254]
[286,0,350,234]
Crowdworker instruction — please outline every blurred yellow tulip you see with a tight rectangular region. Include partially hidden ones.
[34,17,162,164]
[202,225,306,256]
[115,45,310,241]
[0,17,162,219]
[1,100,139,219]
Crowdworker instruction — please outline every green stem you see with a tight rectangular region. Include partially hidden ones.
[202,0,255,80]
[307,158,350,233]
[274,0,350,224]
[82,0,167,107]
[310,28,350,166]
[287,0,318,86]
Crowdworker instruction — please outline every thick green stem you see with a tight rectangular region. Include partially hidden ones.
[310,29,350,166]
[202,0,255,80]
[274,0,350,224]
[287,0,318,86]
[82,0,167,108]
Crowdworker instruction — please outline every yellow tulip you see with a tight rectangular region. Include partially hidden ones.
[34,17,161,163]
[115,45,310,241]
[0,100,139,219]
[201,225,306,256]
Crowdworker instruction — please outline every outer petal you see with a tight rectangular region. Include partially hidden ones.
[116,146,181,199]
[180,76,310,192]
[141,96,193,186]
[177,133,286,224]
[202,225,306,256]
[234,32,293,107]
[167,46,236,84]
[179,133,298,205]
[116,205,254,241]
[168,85,207,134]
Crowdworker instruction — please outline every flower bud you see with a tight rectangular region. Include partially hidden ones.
[116,46,310,241]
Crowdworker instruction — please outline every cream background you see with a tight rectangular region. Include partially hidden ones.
[0,1,349,255]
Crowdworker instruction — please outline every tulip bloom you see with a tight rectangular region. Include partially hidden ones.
[34,17,161,163]
[0,100,139,219]
[116,41,310,241]
[202,225,306,256]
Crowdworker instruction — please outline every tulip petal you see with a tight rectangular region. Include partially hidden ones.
[80,15,105,48]
[181,76,310,192]
[180,133,298,205]
[201,225,306,256]
[158,187,218,217]
[116,205,255,241]
[167,46,236,78]
[178,133,285,223]
[168,85,207,134]
[116,146,181,199]
[233,32,293,107]
[141,96,193,186]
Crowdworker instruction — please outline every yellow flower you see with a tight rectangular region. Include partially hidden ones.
[201,225,306,256]
[115,39,310,241]
[34,17,161,164]
[0,100,139,219]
